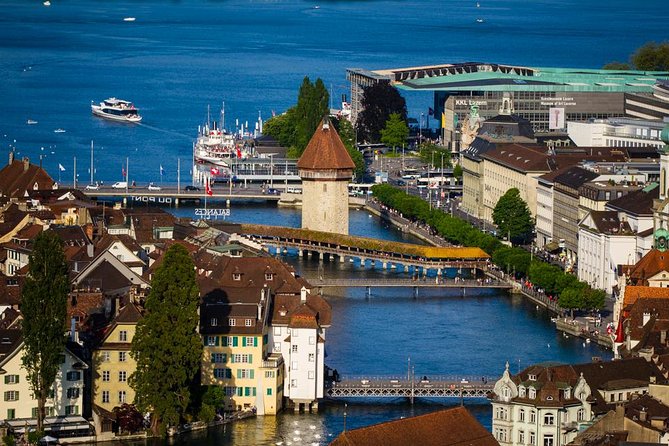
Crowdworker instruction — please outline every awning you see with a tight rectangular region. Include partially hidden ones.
[544,241,561,253]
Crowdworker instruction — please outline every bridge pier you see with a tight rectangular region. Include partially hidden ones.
[339,254,345,263]
[382,261,387,269]
[319,252,324,261]
[298,249,304,257]
[414,287,418,298]
[359,258,366,268]
[174,197,179,207]
[366,286,371,298]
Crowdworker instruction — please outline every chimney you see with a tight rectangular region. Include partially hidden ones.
[643,311,651,326]
[639,407,647,422]
[70,317,79,343]
[8,151,14,166]
[662,330,667,345]
[300,286,307,303]
[257,302,262,320]
[87,244,94,258]
[23,157,29,172]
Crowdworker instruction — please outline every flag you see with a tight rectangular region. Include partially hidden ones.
[236,147,242,159]
[271,110,276,117]
[428,107,434,116]
[160,165,164,176]
[205,177,213,196]
[122,167,126,178]
[210,167,220,176]
[58,163,65,172]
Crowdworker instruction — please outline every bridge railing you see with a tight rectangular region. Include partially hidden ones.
[333,374,497,384]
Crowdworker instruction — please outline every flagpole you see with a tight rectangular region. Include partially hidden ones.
[73,157,77,189]
[126,157,129,194]
[177,158,181,192]
[90,140,94,185]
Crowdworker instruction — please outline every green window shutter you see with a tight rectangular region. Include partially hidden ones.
[245,387,250,396]
[15,376,18,384]
[226,369,232,379]
[263,334,268,345]
[237,369,242,379]
[250,370,254,379]
[252,387,256,396]
[267,388,272,396]
[233,337,238,347]
[211,353,216,363]
[223,354,227,363]
[222,337,228,347]
[3,376,7,384]
[254,337,258,347]
[215,336,219,346]
[242,337,246,347]
[249,354,253,363]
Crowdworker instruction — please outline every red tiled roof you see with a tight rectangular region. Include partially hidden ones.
[627,249,669,285]
[0,158,54,199]
[623,286,669,307]
[297,120,355,170]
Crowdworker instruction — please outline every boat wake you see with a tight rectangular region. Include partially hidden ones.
[137,123,192,140]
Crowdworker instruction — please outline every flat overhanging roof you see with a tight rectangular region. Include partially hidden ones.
[349,62,669,93]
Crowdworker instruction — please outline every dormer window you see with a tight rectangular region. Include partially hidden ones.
[265,273,273,281]
[529,387,536,399]
[245,319,253,327]
[519,386,526,397]
[229,318,236,326]
[211,318,218,327]
[564,388,571,399]
[528,374,536,381]
[232,273,241,281]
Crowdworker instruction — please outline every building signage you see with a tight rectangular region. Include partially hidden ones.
[132,196,172,204]
[455,99,489,106]
[195,208,231,218]
[540,97,576,106]
[548,107,566,130]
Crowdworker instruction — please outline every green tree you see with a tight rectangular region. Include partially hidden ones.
[21,231,69,433]
[333,117,365,180]
[632,41,669,71]
[492,188,535,245]
[559,283,587,317]
[295,77,329,153]
[356,82,407,143]
[453,163,462,180]
[418,141,450,169]
[263,108,297,149]
[380,113,409,152]
[130,244,202,436]
[603,61,632,70]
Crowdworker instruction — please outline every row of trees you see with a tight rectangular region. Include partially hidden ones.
[371,184,606,311]
[603,41,669,71]
[22,233,217,437]
[262,77,365,178]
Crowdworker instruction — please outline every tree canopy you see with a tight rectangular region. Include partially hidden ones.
[603,41,669,71]
[130,244,202,435]
[380,113,409,151]
[21,231,69,433]
[492,188,535,245]
[356,82,407,144]
[418,141,450,168]
[263,76,329,157]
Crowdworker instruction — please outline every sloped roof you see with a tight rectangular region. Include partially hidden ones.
[329,406,498,446]
[553,166,599,191]
[606,183,658,216]
[0,157,54,199]
[585,211,633,235]
[623,286,669,308]
[627,249,669,285]
[297,120,355,170]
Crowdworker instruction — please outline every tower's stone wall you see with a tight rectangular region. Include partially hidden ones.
[301,178,349,235]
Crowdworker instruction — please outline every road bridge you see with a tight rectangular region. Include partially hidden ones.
[307,277,511,289]
[326,376,495,403]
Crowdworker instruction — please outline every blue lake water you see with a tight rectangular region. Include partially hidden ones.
[0,0,656,443]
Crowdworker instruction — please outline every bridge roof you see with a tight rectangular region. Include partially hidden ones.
[240,224,490,260]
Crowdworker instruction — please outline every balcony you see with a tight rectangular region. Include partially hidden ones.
[262,353,284,369]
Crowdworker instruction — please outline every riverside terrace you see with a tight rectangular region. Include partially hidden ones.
[217,223,491,274]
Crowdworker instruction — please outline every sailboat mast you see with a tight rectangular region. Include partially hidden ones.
[90,140,94,185]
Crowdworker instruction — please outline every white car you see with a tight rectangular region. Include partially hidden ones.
[147,183,161,191]
[85,183,99,190]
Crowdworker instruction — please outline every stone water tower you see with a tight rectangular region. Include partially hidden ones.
[297,119,355,235]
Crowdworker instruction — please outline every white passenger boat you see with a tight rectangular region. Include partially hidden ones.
[91,98,142,122]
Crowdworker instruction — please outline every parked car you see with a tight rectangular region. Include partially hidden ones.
[266,188,280,195]
[184,185,200,192]
[111,181,128,189]
[85,183,99,190]
[147,183,161,191]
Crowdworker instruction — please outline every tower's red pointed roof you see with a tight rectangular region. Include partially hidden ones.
[297,120,356,170]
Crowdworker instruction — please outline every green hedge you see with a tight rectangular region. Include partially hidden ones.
[371,184,605,310]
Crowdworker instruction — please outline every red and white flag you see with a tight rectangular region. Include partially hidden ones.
[210,167,220,176]
[205,177,213,196]
[236,147,242,159]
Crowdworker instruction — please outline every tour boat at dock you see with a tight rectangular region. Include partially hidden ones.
[91,98,142,123]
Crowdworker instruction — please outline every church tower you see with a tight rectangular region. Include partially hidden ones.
[298,119,355,235]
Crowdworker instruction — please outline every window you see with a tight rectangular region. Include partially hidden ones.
[273,342,281,352]
[119,330,128,342]
[4,375,19,385]
[67,388,80,398]
[66,405,79,415]
[214,368,232,379]
[291,379,297,388]
[232,273,241,281]
[529,388,536,399]
[308,371,314,379]
[543,435,554,446]
[530,410,536,423]
[66,371,81,381]
[238,369,254,379]
[519,408,525,422]
[101,351,110,362]
[265,371,275,378]
[119,352,127,362]
[245,319,253,327]
[529,432,536,445]
[309,336,315,345]
[211,353,227,363]
[7,409,15,420]
[118,391,126,403]
[265,273,273,281]
[267,388,272,396]
[323,184,327,192]
[308,353,315,362]
[577,408,585,421]
[232,354,252,363]
[102,370,110,382]
[119,371,127,382]
[519,431,525,444]
[518,386,526,397]
[4,391,19,401]
[245,336,254,346]
[544,413,554,425]
[102,391,110,403]
[211,318,218,327]
[229,318,236,326]
[273,327,281,335]
[292,345,298,353]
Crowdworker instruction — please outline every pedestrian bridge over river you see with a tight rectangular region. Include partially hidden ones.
[219,223,491,274]
[326,376,495,402]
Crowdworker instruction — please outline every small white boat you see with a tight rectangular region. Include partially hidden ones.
[123,17,136,22]
[476,1,480,7]
[313,5,320,9]
[476,18,484,23]
[91,98,142,123]
[43,0,51,6]
[54,128,66,133]
[27,119,38,125]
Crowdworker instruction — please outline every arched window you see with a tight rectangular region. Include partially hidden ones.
[577,408,585,421]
